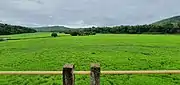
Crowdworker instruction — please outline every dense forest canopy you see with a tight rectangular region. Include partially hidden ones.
[0,23,36,35]
[77,23,180,34]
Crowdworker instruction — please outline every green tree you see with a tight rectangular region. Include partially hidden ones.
[51,32,58,37]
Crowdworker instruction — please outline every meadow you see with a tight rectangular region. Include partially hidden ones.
[1,33,180,85]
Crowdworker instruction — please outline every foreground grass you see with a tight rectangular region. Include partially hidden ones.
[1,33,180,85]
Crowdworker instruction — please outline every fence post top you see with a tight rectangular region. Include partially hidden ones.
[91,63,100,68]
[63,64,74,68]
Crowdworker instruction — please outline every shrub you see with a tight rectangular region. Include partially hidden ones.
[70,32,79,36]
[70,31,96,36]
[51,32,58,37]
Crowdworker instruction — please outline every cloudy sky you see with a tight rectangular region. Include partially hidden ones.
[0,0,180,28]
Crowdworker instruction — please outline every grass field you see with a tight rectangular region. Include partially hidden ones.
[1,33,180,85]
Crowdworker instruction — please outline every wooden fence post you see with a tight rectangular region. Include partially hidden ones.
[63,64,75,85]
[90,63,100,85]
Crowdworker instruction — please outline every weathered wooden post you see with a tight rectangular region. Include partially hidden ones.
[90,63,100,85]
[63,64,75,85]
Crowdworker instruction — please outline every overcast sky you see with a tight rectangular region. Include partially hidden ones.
[0,0,180,28]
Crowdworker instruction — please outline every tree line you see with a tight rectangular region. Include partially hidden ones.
[1,22,180,35]
[64,23,180,34]
[0,23,36,35]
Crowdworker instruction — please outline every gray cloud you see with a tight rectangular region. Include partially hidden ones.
[0,0,180,27]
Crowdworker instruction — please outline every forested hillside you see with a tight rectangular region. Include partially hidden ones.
[153,16,180,25]
[0,23,36,35]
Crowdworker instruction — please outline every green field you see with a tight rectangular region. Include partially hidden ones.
[1,33,180,85]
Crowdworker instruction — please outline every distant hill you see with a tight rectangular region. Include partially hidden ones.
[33,26,71,32]
[152,16,180,26]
